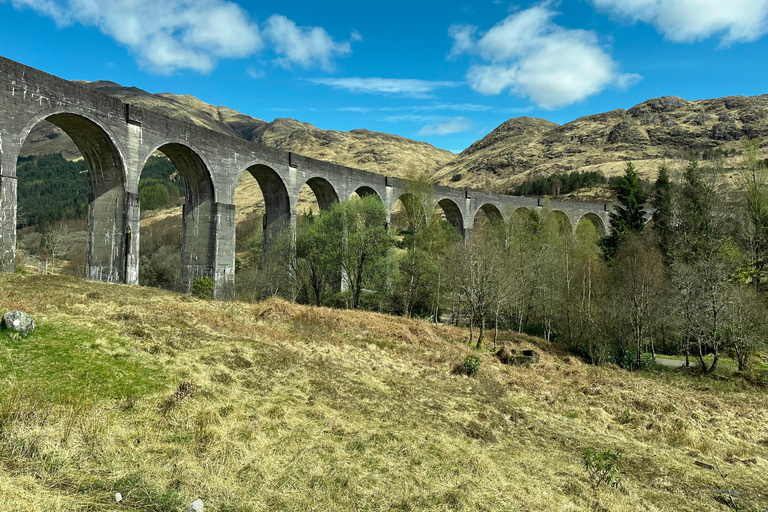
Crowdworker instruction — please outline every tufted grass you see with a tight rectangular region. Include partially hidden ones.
[0,273,765,511]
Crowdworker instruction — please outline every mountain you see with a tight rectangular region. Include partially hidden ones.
[21,80,455,179]
[435,95,768,199]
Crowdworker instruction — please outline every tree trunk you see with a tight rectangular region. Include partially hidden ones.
[476,317,484,350]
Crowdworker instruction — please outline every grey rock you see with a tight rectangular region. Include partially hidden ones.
[114,492,122,503]
[2,311,35,336]
[187,499,204,512]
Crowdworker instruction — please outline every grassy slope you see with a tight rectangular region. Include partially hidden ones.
[0,274,765,512]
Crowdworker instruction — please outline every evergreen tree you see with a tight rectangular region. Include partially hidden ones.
[650,165,673,265]
[600,162,646,262]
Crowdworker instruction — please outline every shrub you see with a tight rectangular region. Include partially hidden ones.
[191,276,215,300]
[460,354,482,376]
[582,448,621,498]
[450,173,463,182]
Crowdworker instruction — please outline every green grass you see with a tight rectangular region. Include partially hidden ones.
[0,316,168,403]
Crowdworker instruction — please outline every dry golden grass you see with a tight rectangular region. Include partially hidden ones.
[0,274,766,511]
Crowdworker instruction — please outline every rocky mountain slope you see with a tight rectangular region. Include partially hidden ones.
[21,81,454,179]
[435,95,768,196]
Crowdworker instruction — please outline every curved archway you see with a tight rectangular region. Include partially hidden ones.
[577,213,607,236]
[351,186,381,201]
[243,164,291,259]
[474,203,504,227]
[551,210,573,235]
[303,176,340,212]
[436,198,464,236]
[16,112,127,282]
[137,142,216,294]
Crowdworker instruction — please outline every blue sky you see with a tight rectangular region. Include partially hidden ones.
[2,0,768,153]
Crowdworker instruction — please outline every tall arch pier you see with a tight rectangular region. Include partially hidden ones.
[0,56,612,300]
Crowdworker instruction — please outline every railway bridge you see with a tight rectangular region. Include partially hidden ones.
[0,56,612,300]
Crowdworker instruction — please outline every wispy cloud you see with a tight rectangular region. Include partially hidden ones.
[263,15,358,71]
[591,0,768,44]
[417,116,473,136]
[380,103,493,112]
[308,77,461,98]
[4,0,358,74]
[449,5,640,108]
[246,66,265,79]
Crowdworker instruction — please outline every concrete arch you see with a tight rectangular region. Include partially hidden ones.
[474,203,504,226]
[551,210,573,235]
[139,142,218,294]
[435,197,464,235]
[351,185,381,201]
[16,107,127,185]
[302,176,339,211]
[137,140,216,202]
[577,212,607,236]
[17,109,128,283]
[241,163,291,258]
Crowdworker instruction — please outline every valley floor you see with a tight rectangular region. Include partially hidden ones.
[0,274,765,511]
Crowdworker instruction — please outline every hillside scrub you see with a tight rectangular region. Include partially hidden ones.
[0,274,766,511]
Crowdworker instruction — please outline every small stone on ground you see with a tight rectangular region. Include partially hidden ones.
[187,499,204,512]
[1,311,34,336]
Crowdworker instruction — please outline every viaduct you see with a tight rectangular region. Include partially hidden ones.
[0,56,612,300]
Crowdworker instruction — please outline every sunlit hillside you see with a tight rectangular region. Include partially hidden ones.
[0,274,765,511]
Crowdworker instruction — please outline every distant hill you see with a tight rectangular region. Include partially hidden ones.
[434,95,768,200]
[21,80,455,180]
[21,83,768,206]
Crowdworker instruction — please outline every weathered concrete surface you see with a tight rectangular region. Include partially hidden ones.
[0,55,613,301]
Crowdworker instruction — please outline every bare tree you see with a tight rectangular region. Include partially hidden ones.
[40,223,69,273]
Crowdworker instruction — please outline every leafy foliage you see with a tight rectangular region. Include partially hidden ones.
[582,448,621,492]
[460,354,482,376]
[191,276,215,300]
[139,157,180,210]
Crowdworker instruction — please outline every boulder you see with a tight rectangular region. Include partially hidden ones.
[2,311,35,336]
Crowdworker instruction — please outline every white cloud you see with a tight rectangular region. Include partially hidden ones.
[450,5,640,108]
[417,116,473,136]
[7,0,261,73]
[263,14,356,71]
[4,0,357,74]
[591,0,768,44]
[309,77,461,98]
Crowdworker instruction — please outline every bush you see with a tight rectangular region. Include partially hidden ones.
[582,448,621,497]
[460,354,482,376]
[191,276,215,300]
[450,173,463,182]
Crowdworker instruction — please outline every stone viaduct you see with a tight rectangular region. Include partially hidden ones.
[0,56,612,300]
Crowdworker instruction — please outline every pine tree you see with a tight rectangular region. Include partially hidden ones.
[651,165,673,265]
[601,162,646,262]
